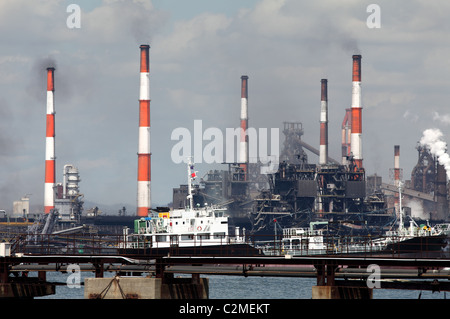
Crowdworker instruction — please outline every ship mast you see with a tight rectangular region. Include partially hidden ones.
[398,181,404,231]
[187,157,196,210]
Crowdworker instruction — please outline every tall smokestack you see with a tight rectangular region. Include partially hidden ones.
[319,79,328,165]
[240,75,249,178]
[137,44,151,217]
[341,108,351,165]
[44,67,56,213]
[350,55,363,168]
[394,145,400,186]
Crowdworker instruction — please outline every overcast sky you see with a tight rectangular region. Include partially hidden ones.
[1,0,449,214]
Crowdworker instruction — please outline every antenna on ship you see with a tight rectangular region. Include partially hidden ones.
[398,181,404,231]
[187,157,197,210]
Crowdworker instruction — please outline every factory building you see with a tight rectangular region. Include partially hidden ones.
[171,53,449,235]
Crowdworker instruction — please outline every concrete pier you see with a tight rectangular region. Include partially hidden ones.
[85,275,209,299]
[312,285,373,299]
[0,280,55,298]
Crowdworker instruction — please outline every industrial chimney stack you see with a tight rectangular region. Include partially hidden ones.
[350,55,363,169]
[44,67,56,214]
[394,145,400,187]
[341,109,351,165]
[137,44,151,217]
[319,79,328,165]
[240,75,249,179]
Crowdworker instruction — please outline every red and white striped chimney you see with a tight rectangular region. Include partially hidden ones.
[394,145,400,186]
[350,55,363,169]
[240,75,249,178]
[137,44,151,217]
[44,67,56,213]
[341,108,351,165]
[319,79,328,165]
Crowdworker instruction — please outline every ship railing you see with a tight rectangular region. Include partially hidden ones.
[8,232,257,257]
[8,232,449,258]
[11,233,123,256]
[253,233,450,258]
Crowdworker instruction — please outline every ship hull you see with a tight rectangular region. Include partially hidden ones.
[119,243,263,257]
[337,235,450,258]
[384,235,449,257]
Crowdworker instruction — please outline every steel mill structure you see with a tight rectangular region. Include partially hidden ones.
[13,44,446,236]
[173,53,448,235]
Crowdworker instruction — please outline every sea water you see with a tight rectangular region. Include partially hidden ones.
[35,271,447,300]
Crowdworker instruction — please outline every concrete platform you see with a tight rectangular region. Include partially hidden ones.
[84,276,209,299]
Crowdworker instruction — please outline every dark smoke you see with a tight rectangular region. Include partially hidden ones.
[26,56,58,102]
[115,1,169,45]
[341,36,361,55]
[26,56,75,103]
[311,20,362,56]
[0,97,15,156]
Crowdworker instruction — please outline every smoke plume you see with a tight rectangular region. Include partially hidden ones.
[405,198,426,220]
[26,56,58,102]
[419,128,450,178]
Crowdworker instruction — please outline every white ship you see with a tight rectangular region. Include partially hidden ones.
[258,222,329,256]
[119,158,262,257]
[262,182,450,257]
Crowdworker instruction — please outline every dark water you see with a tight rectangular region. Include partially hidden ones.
[35,271,447,300]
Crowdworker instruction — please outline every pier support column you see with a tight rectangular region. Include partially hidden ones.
[312,263,372,299]
[0,257,55,298]
[95,265,104,278]
[0,258,8,283]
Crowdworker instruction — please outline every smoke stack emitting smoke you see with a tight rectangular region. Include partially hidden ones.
[420,128,450,179]
[351,54,363,169]
[44,67,56,213]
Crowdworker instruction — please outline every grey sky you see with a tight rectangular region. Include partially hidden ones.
[0,0,449,213]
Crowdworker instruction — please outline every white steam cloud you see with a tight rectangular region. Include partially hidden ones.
[405,198,426,220]
[433,112,450,125]
[419,128,450,179]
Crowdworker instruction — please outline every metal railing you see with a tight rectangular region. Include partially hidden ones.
[254,233,449,258]
[6,232,449,259]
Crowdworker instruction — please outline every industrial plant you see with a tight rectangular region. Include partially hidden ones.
[0,46,448,241]
[172,54,450,237]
